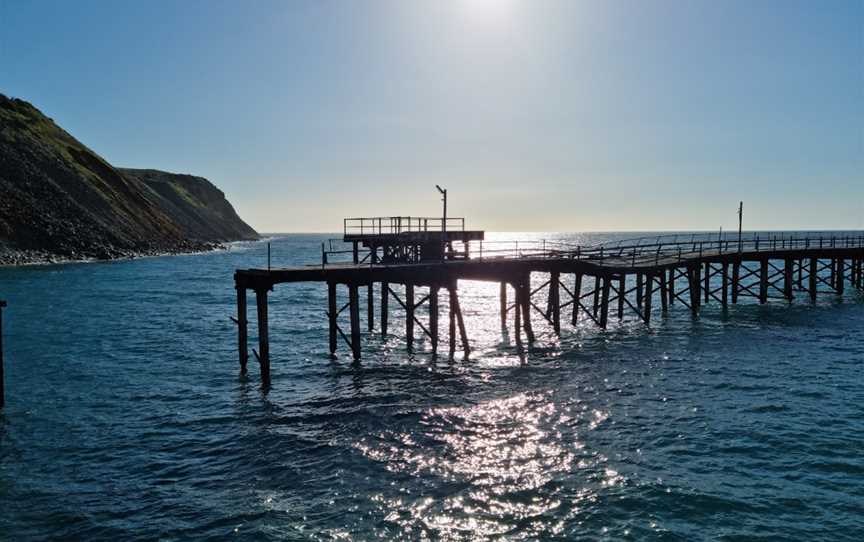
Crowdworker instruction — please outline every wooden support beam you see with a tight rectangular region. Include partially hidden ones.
[499,282,507,330]
[449,285,470,358]
[599,275,611,328]
[659,270,668,312]
[367,283,374,332]
[349,284,361,360]
[688,266,699,316]
[592,275,601,317]
[783,258,794,301]
[830,258,836,291]
[618,275,625,319]
[0,301,5,409]
[406,284,415,353]
[693,264,702,310]
[759,258,769,304]
[704,262,710,303]
[809,258,817,302]
[636,273,644,310]
[572,273,583,325]
[797,258,804,288]
[514,282,523,349]
[328,282,337,356]
[721,263,729,310]
[236,286,248,374]
[668,269,675,307]
[732,260,740,304]
[644,272,654,325]
[429,286,439,357]
[521,276,535,342]
[550,272,561,334]
[837,258,844,295]
[352,241,359,264]
[255,288,271,387]
[381,282,389,337]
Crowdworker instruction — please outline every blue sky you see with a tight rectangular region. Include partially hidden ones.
[1,0,861,232]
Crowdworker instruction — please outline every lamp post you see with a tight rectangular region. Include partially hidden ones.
[738,201,743,252]
[436,185,447,261]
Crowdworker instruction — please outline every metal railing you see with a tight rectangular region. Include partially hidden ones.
[319,232,864,269]
[343,216,466,237]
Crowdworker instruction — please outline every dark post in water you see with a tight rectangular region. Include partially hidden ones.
[0,300,6,409]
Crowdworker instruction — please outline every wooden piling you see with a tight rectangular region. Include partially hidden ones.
[599,275,611,328]
[668,270,675,307]
[572,273,583,325]
[783,258,793,301]
[693,264,702,310]
[703,262,710,303]
[721,262,729,309]
[0,300,5,409]
[406,284,415,353]
[381,282,389,337]
[659,270,668,312]
[732,260,740,304]
[349,284,361,360]
[592,275,601,317]
[759,258,768,304]
[636,273,644,310]
[499,282,507,330]
[520,277,535,342]
[236,287,248,373]
[809,258,817,302]
[830,258,836,291]
[644,272,654,325]
[550,272,561,334]
[255,288,271,387]
[688,266,699,316]
[429,286,439,357]
[367,283,374,332]
[449,288,457,358]
[837,258,844,295]
[449,285,470,357]
[328,282,337,355]
[618,275,625,319]
[514,281,523,348]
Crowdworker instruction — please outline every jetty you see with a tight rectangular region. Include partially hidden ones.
[234,218,864,387]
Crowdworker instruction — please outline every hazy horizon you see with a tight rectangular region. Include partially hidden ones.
[2,0,862,232]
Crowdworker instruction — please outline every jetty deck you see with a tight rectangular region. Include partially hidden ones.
[234,221,864,387]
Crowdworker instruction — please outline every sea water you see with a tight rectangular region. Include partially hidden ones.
[1,233,862,540]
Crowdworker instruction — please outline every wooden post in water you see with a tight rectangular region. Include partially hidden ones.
[783,258,794,301]
[636,273,644,310]
[449,284,470,358]
[513,281,523,349]
[618,275,626,319]
[592,275,601,317]
[499,282,508,330]
[731,260,740,304]
[550,272,561,334]
[349,283,361,360]
[572,273,582,325]
[367,283,374,332]
[659,270,668,313]
[429,286,439,357]
[688,266,699,316]
[668,269,675,307]
[809,258,818,302]
[797,258,804,288]
[599,275,611,329]
[381,282,389,337]
[236,286,248,374]
[520,276,535,342]
[406,284,415,353]
[759,258,768,304]
[830,258,836,291]
[704,262,710,303]
[328,282,337,356]
[255,288,271,387]
[837,258,844,295]
[693,264,702,311]
[644,272,654,325]
[721,262,729,309]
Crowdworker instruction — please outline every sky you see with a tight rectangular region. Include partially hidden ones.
[1,0,862,232]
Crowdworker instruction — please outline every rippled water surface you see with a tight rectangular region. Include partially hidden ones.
[1,233,863,541]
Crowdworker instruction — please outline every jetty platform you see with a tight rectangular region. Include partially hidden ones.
[234,218,864,387]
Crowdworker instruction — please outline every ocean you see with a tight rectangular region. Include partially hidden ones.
[1,233,862,541]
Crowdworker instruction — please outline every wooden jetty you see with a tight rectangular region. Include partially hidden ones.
[234,220,864,387]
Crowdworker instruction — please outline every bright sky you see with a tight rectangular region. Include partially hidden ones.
[1,0,862,232]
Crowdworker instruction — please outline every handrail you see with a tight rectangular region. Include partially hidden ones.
[344,216,466,236]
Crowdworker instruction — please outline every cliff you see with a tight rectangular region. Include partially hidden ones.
[0,94,258,265]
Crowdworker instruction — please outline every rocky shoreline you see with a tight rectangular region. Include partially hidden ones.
[0,240,224,267]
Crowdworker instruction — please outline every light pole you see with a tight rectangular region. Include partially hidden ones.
[737,201,743,252]
[436,185,447,261]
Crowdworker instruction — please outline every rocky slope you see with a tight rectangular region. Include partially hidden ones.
[0,94,258,265]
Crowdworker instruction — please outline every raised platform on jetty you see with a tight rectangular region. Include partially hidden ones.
[234,228,864,387]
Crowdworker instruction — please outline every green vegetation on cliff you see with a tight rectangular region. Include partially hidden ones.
[0,94,258,264]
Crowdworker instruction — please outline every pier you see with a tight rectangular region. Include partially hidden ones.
[234,219,864,387]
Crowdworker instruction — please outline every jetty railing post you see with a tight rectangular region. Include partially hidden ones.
[572,273,583,325]
[809,258,818,302]
[349,283,361,360]
[255,287,271,387]
[0,300,5,409]
[381,282,389,337]
[328,282,338,356]
[236,285,248,374]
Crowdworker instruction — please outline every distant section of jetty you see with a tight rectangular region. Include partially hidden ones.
[0,94,257,265]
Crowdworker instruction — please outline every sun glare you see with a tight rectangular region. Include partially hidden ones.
[461,0,519,25]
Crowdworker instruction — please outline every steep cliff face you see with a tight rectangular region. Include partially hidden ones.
[0,94,258,264]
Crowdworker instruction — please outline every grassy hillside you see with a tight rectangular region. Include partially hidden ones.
[0,94,257,264]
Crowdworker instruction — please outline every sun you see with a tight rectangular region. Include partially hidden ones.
[461,0,519,24]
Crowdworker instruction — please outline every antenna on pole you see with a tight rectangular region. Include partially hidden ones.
[737,201,743,252]
[436,185,447,261]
